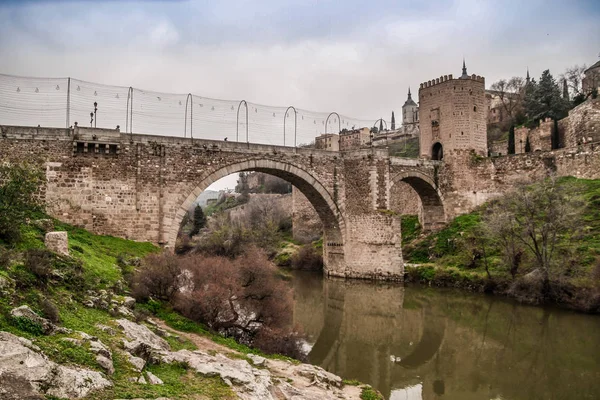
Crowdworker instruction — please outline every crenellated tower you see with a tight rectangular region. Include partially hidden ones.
[418,60,487,160]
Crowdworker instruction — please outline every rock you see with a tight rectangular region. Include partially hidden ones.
[295,364,342,388]
[0,331,111,398]
[523,268,544,282]
[10,305,71,335]
[160,350,273,399]
[44,231,69,256]
[123,296,136,309]
[0,275,15,297]
[0,372,45,400]
[146,371,164,385]
[124,353,146,372]
[89,340,112,359]
[115,305,135,318]
[137,375,147,384]
[116,319,170,356]
[33,219,54,232]
[96,355,114,375]
[247,353,267,367]
[95,323,116,335]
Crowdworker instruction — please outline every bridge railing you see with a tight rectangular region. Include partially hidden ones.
[0,73,390,148]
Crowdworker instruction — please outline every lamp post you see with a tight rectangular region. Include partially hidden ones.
[93,102,98,128]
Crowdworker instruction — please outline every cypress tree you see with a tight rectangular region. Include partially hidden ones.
[379,119,384,132]
[391,112,396,130]
[525,136,531,153]
[190,204,206,236]
[552,118,560,149]
[508,125,515,154]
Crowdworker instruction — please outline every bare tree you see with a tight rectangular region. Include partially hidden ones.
[485,178,583,292]
[489,77,525,125]
[561,64,587,96]
[482,205,524,279]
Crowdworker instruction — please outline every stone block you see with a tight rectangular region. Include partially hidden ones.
[45,231,69,256]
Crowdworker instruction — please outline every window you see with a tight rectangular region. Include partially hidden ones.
[87,143,95,153]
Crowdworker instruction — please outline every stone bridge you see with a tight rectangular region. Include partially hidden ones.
[2,124,599,280]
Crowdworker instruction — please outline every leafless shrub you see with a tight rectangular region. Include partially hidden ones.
[40,298,60,324]
[24,249,53,286]
[131,253,184,302]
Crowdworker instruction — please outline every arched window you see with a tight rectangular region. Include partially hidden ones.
[432,142,443,160]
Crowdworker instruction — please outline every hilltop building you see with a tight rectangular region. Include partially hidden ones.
[418,60,487,160]
[315,133,339,151]
[583,60,600,95]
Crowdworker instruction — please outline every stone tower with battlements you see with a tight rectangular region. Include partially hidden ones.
[418,61,487,160]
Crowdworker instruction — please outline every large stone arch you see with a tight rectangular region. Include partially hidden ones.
[164,158,345,274]
[390,171,446,232]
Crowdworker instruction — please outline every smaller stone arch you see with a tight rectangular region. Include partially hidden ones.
[432,142,443,161]
[390,171,446,232]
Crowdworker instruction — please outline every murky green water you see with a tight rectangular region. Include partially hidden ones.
[291,270,600,400]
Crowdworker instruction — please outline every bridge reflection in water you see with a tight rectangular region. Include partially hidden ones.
[291,271,600,400]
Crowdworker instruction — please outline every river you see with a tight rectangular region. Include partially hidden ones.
[290,270,600,400]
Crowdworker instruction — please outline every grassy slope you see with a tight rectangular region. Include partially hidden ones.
[387,137,420,158]
[0,218,237,400]
[401,177,600,291]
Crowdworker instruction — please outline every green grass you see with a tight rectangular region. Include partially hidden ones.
[403,177,600,289]
[360,386,384,400]
[388,137,420,158]
[147,304,300,364]
[86,362,235,400]
[403,213,480,264]
[401,215,421,244]
[53,221,158,288]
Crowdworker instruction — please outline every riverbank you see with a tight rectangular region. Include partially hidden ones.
[0,215,379,399]
[400,177,600,314]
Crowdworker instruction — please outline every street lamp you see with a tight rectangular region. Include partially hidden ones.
[93,102,98,128]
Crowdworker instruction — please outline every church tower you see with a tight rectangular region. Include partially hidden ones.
[402,87,419,126]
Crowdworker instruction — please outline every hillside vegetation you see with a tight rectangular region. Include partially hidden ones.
[401,177,600,312]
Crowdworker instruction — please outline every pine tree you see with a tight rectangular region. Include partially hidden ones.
[524,70,568,123]
[391,112,396,130]
[508,125,515,154]
[189,204,206,236]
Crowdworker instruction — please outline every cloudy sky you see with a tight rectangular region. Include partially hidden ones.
[1,0,598,121]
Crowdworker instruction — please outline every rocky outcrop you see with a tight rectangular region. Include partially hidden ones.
[116,318,171,357]
[84,290,136,318]
[44,231,69,256]
[0,332,111,399]
[62,331,115,375]
[10,305,71,335]
[161,350,273,399]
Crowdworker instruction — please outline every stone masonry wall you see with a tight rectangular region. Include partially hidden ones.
[0,126,404,281]
[292,187,322,243]
[558,98,600,148]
